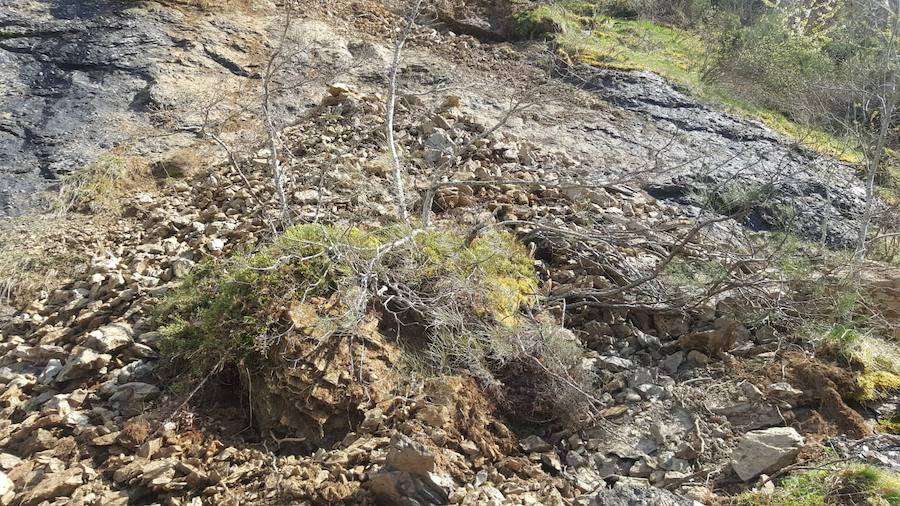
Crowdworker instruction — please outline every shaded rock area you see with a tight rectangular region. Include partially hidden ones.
[0,0,266,215]
[435,0,530,41]
[588,484,700,506]
[570,68,866,246]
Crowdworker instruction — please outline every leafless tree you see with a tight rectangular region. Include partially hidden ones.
[813,0,900,260]
[385,0,427,222]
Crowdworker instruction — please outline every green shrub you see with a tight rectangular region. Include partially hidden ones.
[155,224,540,376]
[701,12,835,117]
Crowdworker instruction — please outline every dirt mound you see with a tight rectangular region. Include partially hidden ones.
[769,351,871,439]
[248,308,401,447]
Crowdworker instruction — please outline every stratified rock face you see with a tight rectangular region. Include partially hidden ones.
[571,68,867,247]
[0,0,262,215]
[731,427,804,481]
[0,1,154,212]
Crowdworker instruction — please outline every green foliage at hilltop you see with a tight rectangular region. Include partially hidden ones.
[515,0,898,168]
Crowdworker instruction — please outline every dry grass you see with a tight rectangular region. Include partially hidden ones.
[0,216,91,307]
[56,150,157,216]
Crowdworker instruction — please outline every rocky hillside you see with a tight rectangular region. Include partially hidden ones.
[0,0,268,215]
[0,1,898,505]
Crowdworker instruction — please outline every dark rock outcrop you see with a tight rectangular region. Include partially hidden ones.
[571,68,867,246]
[589,483,699,506]
[0,0,261,215]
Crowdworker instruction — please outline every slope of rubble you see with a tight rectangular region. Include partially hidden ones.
[0,1,897,505]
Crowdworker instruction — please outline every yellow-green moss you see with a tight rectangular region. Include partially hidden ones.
[819,325,900,402]
[414,230,538,325]
[857,371,900,402]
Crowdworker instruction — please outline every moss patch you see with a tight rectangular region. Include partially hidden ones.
[858,371,900,403]
[821,325,900,402]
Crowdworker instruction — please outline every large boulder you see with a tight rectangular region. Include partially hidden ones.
[731,427,804,481]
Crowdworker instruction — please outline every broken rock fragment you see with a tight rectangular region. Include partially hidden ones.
[368,434,452,505]
[56,348,112,382]
[731,427,804,481]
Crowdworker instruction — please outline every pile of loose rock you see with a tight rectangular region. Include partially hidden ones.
[0,84,828,505]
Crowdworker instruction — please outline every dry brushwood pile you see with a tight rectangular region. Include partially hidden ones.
[1,0,899,505]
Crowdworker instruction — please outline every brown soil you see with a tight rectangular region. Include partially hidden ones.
[769,351,871,439]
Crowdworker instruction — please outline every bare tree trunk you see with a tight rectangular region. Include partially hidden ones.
[856,97,898,259]
[262,3,295,226]
[385,0,424,223]
[854,3,900,261]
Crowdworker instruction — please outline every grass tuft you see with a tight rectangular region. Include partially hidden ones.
[733,463,900,505]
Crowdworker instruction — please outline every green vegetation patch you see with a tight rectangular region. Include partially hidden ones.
[877,415,900,435]
[512,2,861,162]
[734,463,900,506]
[155,224,540,377]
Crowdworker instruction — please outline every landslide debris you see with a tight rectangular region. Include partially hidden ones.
[0,1,897,505]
